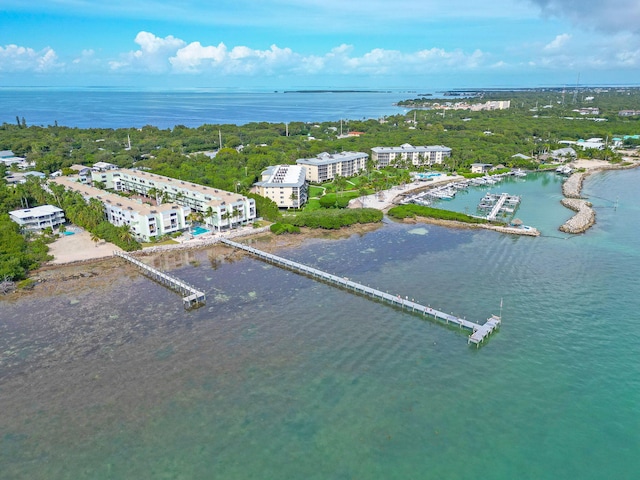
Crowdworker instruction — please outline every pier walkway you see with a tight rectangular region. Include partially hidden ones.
[114,251,206,308]
[221,239,500,346]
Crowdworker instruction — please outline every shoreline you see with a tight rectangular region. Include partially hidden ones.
[558,159,639,234]
[16,159,639,284]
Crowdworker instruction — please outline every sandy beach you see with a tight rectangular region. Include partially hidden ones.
[47,229,122,264]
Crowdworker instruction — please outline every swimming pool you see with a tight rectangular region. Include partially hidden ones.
[191,226,210,236]
[415,172,442,180]
[62,231,75,236]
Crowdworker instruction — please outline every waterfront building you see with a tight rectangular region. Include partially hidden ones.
[254,165,308,209]
[9,205,65,232]
[296,152,368,183]
[470,163,493,174]
[90,168,256,231]
[52,176,190,242]
[371,144,451,168]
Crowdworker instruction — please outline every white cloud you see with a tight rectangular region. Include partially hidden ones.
[0,44,61,72]
[108,32,491,77]
[109,31,186,72]
[544,33,571,50]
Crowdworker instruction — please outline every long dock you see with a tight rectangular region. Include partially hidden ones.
[114,251,206,308]
[220,239,500,346]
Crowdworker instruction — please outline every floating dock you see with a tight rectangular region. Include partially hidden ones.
[221,239,500,346]
[478,193,521,221]
[114,251,206,308]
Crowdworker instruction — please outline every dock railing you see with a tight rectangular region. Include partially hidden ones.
[220,239,500,346]
[114,251,206,308]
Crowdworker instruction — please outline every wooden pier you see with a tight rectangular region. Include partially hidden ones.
[114,251,206,308]
[221,239,500,346]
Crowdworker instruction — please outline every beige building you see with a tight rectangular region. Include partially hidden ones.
[52,176,190,242]
[296,151,368,183]
[371,144,451,168]
[91,168,256,231]
[254,165,308,209]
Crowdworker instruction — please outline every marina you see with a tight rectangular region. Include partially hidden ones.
[221,238,501,346]
[114,250,206,308]
[478,192,522,221]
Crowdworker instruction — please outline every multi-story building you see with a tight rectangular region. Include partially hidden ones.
[91,168,256,231]
[254,165,308,209]
[371,144,452,168]
[52,176,190,242]
[9,205,65,232]
[296,151,368,183]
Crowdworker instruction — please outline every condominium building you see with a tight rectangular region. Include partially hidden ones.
[296,151,368,183]
[52,176,190,242]
[9,205,65,232]
[254,165,308,209]
[371,144,452,168]
[91,168,256,230]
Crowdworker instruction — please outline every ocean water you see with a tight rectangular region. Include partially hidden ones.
[1,169,639,478]
[0,88,416,129]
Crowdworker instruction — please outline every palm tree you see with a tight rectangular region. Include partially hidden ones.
[232,207,242,228]
[90,231,100,247]
[205,206,218,231]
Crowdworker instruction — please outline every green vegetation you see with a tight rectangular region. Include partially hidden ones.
[2,87,640,279]
[270,223,301,235]
[287,208,383,229]
[388,204,494,225]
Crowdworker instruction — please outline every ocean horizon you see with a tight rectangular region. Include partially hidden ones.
[0,87,431,129]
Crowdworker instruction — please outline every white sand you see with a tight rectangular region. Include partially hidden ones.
[47,230,122,265]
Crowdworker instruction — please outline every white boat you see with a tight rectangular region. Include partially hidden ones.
[555,165,573,175]
[512,169,527,177]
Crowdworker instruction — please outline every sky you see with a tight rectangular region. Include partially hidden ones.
[1,0,639,89]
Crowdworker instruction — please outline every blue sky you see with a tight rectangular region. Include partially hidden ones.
[1,0,639,89]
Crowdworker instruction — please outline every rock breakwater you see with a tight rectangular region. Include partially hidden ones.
[559,198,595,234]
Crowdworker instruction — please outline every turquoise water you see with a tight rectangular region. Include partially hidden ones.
[1,170,639,478]
[62,231,75,236]
[191,226,210,236]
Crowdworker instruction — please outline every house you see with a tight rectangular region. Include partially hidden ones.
[550,147,577,161]
[470,163,493,174]
[371,144,451,168]
[296,151,368,183]
[9,205,66,232]
[254,165,308,209]
[511,153,532,161]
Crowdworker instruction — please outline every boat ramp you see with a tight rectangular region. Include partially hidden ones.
[220,238,500,347]
[114,250,206,308]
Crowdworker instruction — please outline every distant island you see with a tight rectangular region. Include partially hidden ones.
[281,90,393,94]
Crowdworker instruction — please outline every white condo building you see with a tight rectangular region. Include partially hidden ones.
[254,165,308,209]
[296,151,368,183]
[53,176,190,242]
[91,169,256,231]
[371,144,452,168]
[9,205,65,232]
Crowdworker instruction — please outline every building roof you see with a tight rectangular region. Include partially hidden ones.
[296,151,367,166]
[112,168,250,208]
[255,164,306,188]
[371,144,451,154]
[52,176,181,216]
[0,150,15,158]
[9,204,63,219]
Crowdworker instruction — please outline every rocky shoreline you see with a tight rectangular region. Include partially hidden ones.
[559,160,638,234]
